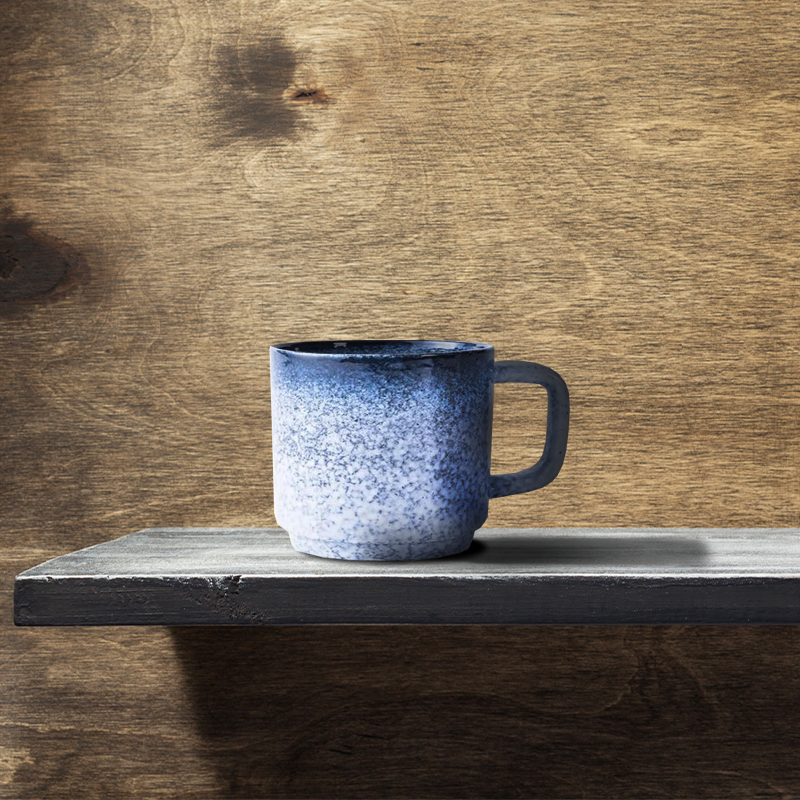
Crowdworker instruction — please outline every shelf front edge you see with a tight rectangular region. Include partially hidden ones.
[15,573,800,626]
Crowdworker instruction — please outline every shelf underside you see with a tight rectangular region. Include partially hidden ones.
[14,527,800,625]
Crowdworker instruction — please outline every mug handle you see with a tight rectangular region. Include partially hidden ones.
[489,361,570,499]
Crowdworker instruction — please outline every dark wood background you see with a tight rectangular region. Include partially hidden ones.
[2,1,799,796]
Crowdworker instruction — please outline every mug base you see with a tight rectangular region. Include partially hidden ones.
[288,530,475,561]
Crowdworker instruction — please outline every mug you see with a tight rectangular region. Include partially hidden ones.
[270,340,569,560]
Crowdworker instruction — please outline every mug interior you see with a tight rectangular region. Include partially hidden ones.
[272,340,492,357]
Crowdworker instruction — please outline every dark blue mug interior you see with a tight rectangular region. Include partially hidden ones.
[272,340,493,357]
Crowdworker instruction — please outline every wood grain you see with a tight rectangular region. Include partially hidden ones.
[2,0,800,796]
[6,609,800,799]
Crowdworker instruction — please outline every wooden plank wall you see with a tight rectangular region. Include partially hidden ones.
[2,0,799,796]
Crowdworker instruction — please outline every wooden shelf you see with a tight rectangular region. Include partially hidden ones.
[13,527,800,626]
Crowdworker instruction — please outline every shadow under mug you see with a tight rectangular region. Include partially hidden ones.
[270,340,569,560]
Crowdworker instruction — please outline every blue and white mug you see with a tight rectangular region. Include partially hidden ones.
[270,340,569,561]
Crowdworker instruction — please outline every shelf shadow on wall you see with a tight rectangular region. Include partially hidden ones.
[172,621,792,798]
[171,624,634,798]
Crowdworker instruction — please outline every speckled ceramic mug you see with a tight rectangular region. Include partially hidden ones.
[270,340,569,561]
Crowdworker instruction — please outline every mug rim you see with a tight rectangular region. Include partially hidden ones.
[271,339,494,358]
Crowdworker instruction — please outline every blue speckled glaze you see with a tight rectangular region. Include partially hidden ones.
[270,341,495,560]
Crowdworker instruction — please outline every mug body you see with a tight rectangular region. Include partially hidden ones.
[270,340,495,560]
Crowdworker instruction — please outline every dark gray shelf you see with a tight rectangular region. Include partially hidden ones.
[14,527,800,625]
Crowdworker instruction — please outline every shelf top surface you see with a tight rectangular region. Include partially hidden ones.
[18,527,800,581]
